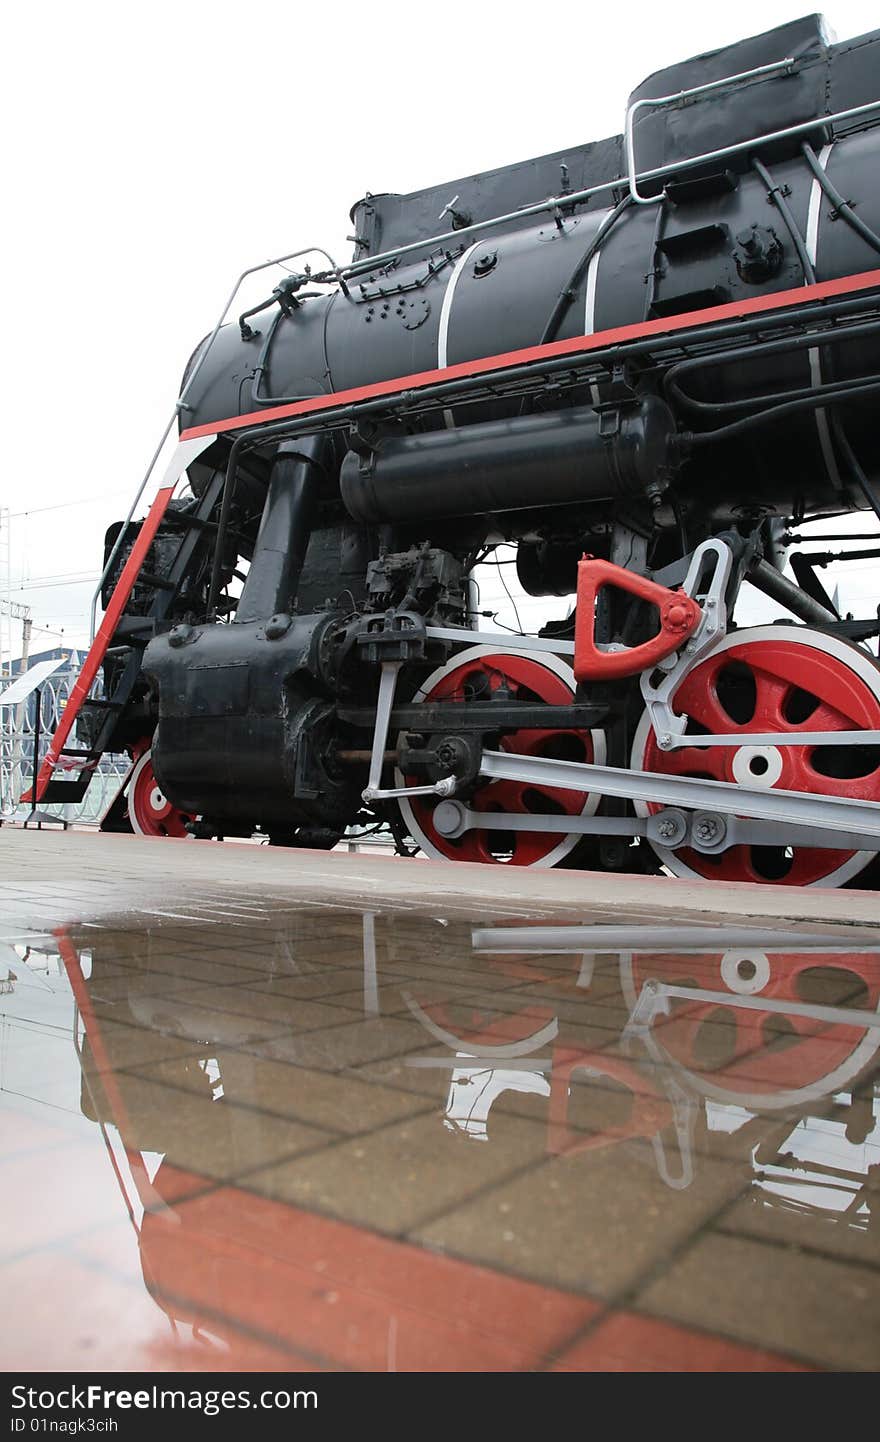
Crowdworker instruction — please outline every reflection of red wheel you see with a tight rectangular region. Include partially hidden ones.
[622,948,880,1106]
[128,749,194,838]
[631,626,880,887]
[395,646,604,866]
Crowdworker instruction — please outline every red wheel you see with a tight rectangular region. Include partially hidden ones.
[621,947,880,1108]
[631,626,880,886]
[128,748,194,838]
[396,646,604,866]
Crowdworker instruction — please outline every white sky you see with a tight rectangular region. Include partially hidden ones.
[2,0,878,658]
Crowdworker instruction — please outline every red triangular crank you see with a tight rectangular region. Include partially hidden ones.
[22,485,176,805]
[573,555,702,682]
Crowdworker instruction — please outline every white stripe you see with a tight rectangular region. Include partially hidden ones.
[805,142,834,267]
[805,143,841,490]
[585,248,603,404]
[439,240,481,427]
[584,248,602,334]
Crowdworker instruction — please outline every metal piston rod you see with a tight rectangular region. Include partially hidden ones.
[432,798,880,852]
[477,749,880,842]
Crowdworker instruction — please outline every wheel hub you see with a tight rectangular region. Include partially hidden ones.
[396,645,605,866]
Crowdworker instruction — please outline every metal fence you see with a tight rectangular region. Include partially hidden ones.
[0,653,130,826]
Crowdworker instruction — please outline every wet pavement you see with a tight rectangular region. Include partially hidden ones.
[1,830,879,1371]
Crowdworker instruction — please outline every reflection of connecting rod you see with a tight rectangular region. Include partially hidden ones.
[623,981,880,1043]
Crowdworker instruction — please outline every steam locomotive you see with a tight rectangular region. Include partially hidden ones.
[41,13,880,888]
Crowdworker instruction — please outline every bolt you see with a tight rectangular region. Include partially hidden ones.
[659,733,672,748]
[696,818,719,842]
[657,819,677,839]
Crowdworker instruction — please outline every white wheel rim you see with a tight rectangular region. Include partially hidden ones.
[395,644,606,867]
[631,624,880,888]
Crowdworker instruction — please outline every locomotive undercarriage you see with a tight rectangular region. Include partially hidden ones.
[116,357,880,887]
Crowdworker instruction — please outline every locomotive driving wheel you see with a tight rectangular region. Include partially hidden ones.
[631,625,880,887]
[128,748,195,838]
[395,645,605,865]
[620,947,880,1109]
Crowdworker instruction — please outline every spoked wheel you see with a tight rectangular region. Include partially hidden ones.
[631,626,880,887]
[128,748,195,838]
[396,646,605,865]
[620,947,880,1108]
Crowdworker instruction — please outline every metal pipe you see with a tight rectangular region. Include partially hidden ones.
[802,141,880,257]
[236,438,325,621]
[684,375,880,446]
[752,156,816,284]
[664,316,880,413]
[747,555,837,622]
[625,57,796,205]
[539,195,633,344]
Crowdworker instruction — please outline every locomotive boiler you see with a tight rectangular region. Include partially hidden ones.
[34,13,880,888]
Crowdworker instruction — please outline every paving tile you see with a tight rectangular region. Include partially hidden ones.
[148,1183,598,1371]
[412,1145,747,1298]
[169,983,364,1032]
[717,1187,880,1269]
[636,1231,880,1371]
[128,1051,432,1134]
[249,1014,432,1073]
[552,1310,813,1371]
[244,1111,547,1234]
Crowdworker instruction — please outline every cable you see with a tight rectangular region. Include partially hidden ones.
[489,548,524,633]
[8,491,130,519]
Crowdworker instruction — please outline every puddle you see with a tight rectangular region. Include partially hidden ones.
[1,908,878,1371]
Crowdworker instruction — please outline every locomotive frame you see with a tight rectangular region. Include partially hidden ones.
[28,14,880,889]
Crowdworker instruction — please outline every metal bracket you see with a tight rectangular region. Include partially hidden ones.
[639,537,732,745]
[362,661,457,803]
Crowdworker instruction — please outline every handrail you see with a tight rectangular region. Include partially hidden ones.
[624,58,795,204]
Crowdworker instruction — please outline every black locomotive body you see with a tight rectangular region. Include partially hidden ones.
[71,13,880,888]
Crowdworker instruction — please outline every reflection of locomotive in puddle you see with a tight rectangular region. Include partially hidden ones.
[50,912,880,1364]
[467,923,880,1216]
[61,914,880,1215]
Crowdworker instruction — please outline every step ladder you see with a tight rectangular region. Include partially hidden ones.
[25,471,224,808]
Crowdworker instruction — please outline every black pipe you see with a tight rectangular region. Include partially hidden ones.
[684,376,880,446]
[236,438,327,621]
[539,195,633,345]
[747,556,837,624]
[801,143,880,258]
[251,308,313,408]
[830,418,880,524]
[664,317,880,414]
[752,156,816,284]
